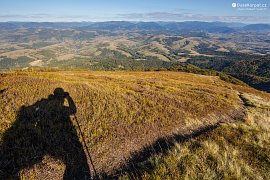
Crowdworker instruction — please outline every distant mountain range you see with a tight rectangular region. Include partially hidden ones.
[0,21,269,92]
[0,21,270,33]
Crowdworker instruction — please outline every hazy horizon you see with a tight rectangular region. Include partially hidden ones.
[0,21,268,25]
[0,0,269,23]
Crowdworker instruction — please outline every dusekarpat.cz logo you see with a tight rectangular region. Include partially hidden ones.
[232,2,268,10]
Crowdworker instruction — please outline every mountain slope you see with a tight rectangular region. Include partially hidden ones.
[120,92,270,179]
[0,70,269,179]
[243,24,270,31]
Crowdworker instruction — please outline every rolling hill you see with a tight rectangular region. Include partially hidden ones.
[0,70,269,179]
[0,21,270,178]
[190,55,270,92]
[0,21,269,93]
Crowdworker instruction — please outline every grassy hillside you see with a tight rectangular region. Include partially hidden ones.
[120,93,270,179]
[0,70,269,179]
[223,56,270,92]
[0,24,269,93]
[188,55,270,92]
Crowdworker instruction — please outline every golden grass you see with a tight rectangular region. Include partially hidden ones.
[120,92,270,179]
[0,70,269,178]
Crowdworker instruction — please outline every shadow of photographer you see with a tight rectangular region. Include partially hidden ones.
[0,88,91,179]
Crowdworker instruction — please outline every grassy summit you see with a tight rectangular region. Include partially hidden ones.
[0,70,269,179]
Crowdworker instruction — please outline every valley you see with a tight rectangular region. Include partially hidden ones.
[0,21,270,179]
[0,21,269,92]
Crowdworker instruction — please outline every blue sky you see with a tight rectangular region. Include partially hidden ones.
[0,0,269,22]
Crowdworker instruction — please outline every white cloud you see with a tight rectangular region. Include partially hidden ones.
[0,12,269,23]
[0,14,112,22]
[117,12,270,23]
